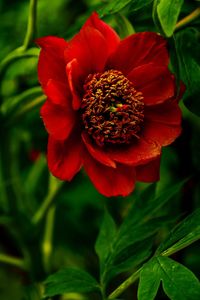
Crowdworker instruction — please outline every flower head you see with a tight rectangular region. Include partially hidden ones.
[37,12,184,197]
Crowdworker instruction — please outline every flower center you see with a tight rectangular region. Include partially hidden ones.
[81,70,144,147]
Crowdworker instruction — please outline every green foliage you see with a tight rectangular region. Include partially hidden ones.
[99,0,134,16]
[138,256,200,300]
[95,211,117,272]
[129,0,153,12]
[0,0,200,299]
[156,208,200,255]
[155,0,184,37]
[138,257,161,300]
[114,13,135,38]
[95,181,186,287]
[44,268,100,297]
[175,28,200,116]
[99,0,153,16]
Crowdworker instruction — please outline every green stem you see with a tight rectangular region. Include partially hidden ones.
[0,0,38,77]
[23,0,38,50]
[42,205,56,273]
[160,232,200,257]
[175,7,200,31]
[0,253,28,270]
[32,175,63,225]
[108,268,141,299]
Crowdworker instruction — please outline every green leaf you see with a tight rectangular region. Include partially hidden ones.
[115,217,167,254]
[98,0,132,16]
[115,13,135,39]
[157,208,200,255]
[156,0,184,37]
[44,268,100,297]
[119,180,185,231]
[139,257,200,300]
[1,87,42,116]
[25,154,46,195]
[175,28,200,116]
[98,0,152,16]
[99,181,185,285]
[157,256,200,300]
[107,238,153,282]
[130,0,153,12]
[138,258,161,300]
[95,211,117,270]
[117,184,156,230]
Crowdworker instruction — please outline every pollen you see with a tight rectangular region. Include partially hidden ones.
[81,70,144,147]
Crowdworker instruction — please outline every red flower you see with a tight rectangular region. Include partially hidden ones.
[37,12,184,197]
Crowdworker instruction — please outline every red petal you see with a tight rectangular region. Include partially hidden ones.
[107,138,161,166]
[176,81,186,102]
[41,100,76,140]
[83,12,120,55]
[143,121,181,146]
[81,132,116,168]
[66,59,84,110]
[36,36,67,56]
[107,32,169,75]
[82,148,136,197]
[47,132,82,181]
[44,79,72,107]
[128,64,175,105]
[64,26,108,74]
[145,101,182,126]
[36,36,68,88]
[136,156,161,182]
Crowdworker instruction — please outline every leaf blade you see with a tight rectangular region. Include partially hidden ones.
[44,268,100,297]
[138,258,161,300]
[95,211,117,271]
[157,208,200,255]
[157,0,184,37]
[157,256,200,300]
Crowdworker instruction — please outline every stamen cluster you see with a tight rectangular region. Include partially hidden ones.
[81,70,144,146]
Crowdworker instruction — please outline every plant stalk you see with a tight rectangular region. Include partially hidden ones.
[32,175,63,225]
[175,7,200,31]
[42,205,56,273]
[0,253,28,270]
[108,269,141,299]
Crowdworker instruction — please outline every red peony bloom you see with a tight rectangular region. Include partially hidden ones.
[36,12,184,197]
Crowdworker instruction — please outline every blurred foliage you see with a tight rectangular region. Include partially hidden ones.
[0,0,200,300]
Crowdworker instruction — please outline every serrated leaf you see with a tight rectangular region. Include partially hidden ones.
[157,0,184,37]
[138,258,161,300]
[95,211,116,270]
[44,268,100,297]
[157,208,200,255]
[175,28,200,116]
[157,256,200,300]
